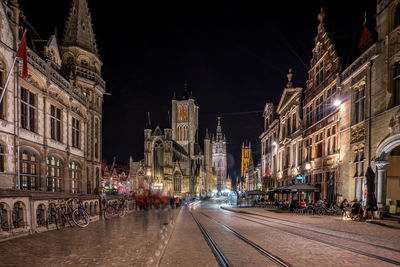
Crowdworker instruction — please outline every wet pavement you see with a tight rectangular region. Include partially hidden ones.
[0,208,180,267]
[1,199,400,266]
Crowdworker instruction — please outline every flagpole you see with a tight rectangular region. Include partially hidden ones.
[16,58,21,189]
[0,57,17,105]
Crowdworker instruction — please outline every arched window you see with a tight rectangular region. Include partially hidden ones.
[0,203,9,230]
[154,140,164,179]
[36,204,46,227]
[69,161,81,194]
[0,144,4,172]
[12,202,25,228]
[174,172,181,192]
[21,149,39,190]
[178,126,182,141]
[183,106,188,120]
[178,106,182,121]
[46,155,62,192]
[184,126,188,140]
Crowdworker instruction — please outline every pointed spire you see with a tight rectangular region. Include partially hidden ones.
[63,0,99,56]
[318,7,325,24]
[205,128,210,140]
[286,68,293,88]
[216,116,223,142]
[145,112,151,129]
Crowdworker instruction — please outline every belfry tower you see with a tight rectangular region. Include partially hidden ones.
[61,0,106,193]
[212,117,227,192]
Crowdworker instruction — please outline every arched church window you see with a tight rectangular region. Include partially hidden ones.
[46,155,62,192]
[36,204,46,227]
[178,106,182,121]
[184,126,188,140]
[174,172,181,192]
[183,106,188,120]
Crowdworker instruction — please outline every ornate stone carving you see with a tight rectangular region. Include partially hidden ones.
[389,109,400,134]
[350,124,366,144]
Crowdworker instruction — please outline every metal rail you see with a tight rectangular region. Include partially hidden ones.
[200,212,292,267]
[238,212,400,254]
[190,211,231,267]
[230,213,400,266]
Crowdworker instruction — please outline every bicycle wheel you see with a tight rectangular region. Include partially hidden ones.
[104,207,115,219]
[118,207,127,217]
[72,208,90,228]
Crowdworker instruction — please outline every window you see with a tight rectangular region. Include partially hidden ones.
[292,113,296,133]
[95,119,99,158]
[292,145,296,166]
[20,149,39,190]
[21,87,36,132]
[50,105,62,142]
[0,62,5,120]
[285,147,290,168]
[70,161,81,194]
[305,138,312,161]
[0,144,4,172]
[315,95,324,122]
[298,142,302,165]
[354,149,364,200]
[183,106,188,120]
[184,126,188,140]
[395,5,400,29]
[81,59,89,69]
[314,133,323,158]
[67,56,74,65]
[287,117,291,136]
[315,61,324,86]
[178,106,182,121]
[354,84,366,123]
[306,105,313,128]
[326,125,337,155]
[46,156,62,192]
[326,86,337,115]
[72,118,80,148]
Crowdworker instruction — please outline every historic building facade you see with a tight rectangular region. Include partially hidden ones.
[260,103,279,192]
[130,88,215,197]
[0,0,104,239]
[212,117,227,192]
[241,141,255,191]
[276,70,303,191]
[301,8,341,201]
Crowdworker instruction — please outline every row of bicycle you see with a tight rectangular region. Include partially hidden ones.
[46,197,128,230]
[290,203,342,215]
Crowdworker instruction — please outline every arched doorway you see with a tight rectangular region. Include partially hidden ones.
[375,134,400,212]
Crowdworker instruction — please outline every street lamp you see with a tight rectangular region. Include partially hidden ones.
[333,99,342,107]
[305,163,311,170]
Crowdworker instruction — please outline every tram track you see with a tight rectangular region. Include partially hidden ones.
[190,209,292,267]
[235,211,400,254]
[224,211,400,266]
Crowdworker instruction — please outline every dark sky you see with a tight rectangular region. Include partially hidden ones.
[20,1,376,178]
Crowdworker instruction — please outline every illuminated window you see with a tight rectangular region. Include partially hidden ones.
[20,149,39,190]
[70,161,81,194]
[184,126,188,140]
[354,83,365,122]
[46,156,62,192]
[315,61,324,86]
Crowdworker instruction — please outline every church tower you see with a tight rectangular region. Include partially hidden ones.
[61,0,106,193]
[212,117,227,192]
[241,141,255,191]
[171,83,199,156]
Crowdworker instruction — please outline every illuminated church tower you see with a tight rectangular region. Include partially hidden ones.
[241,141,255,191]
[212,117,227,192]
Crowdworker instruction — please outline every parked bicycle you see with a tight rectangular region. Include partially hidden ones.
[48,198,90,230]
[104,198,127,219]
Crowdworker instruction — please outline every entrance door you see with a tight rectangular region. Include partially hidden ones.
[386,146,400,213]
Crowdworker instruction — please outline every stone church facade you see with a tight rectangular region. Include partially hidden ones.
[130,88,216,197]
[0,0,104,239]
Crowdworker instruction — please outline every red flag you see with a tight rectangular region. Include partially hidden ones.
[16,33,28,78]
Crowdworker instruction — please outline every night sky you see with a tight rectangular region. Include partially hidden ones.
[19,1,376,178]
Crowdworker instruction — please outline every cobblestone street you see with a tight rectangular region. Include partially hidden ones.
[1,199,400,266]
